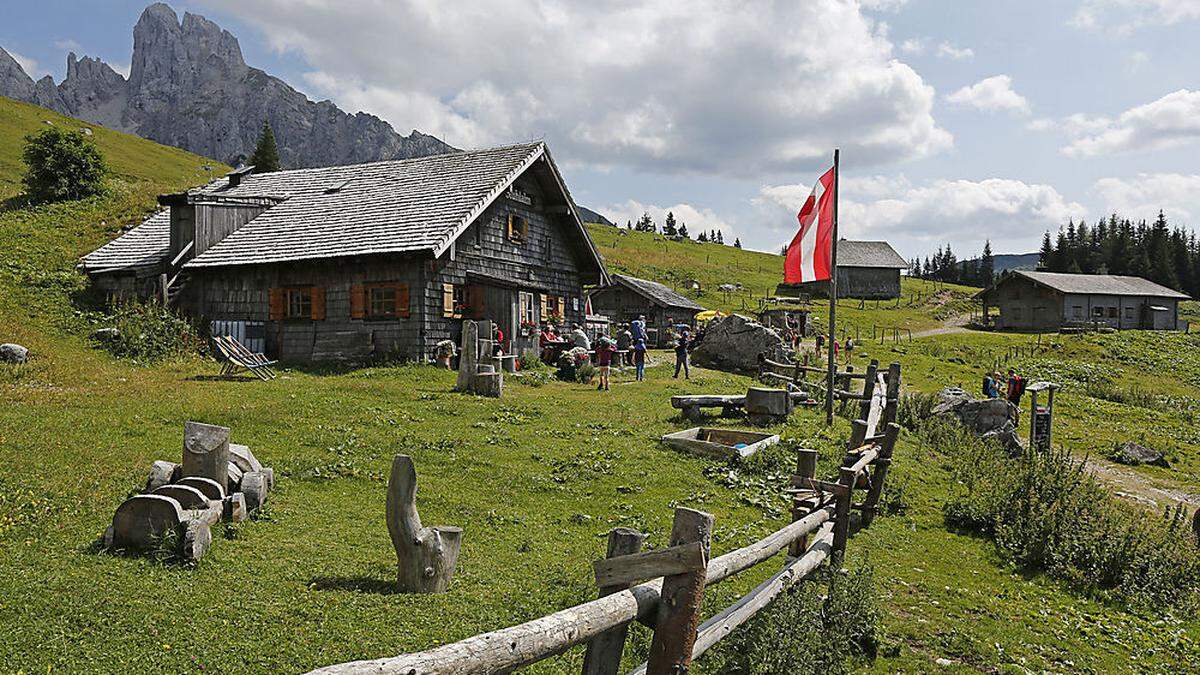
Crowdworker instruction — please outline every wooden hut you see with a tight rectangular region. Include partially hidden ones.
[777,240,906,300]
[976,270,1189,331]
[79,142,609,362]
[588,274,705,346]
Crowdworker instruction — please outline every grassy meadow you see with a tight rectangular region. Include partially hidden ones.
[1,97,1199,672]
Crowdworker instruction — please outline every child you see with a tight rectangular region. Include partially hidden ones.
[633,338,647,381]
[595,337,616,390]
[673,329,691,379]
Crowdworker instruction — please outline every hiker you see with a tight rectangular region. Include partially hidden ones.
[1006,368,1026,409]
[570,323,591,351]
[631,315,647,345]
[673,329,691,380]
[633,337,647,381]
[616,324,633,366]
[983,371,999,399]
[815,333,825,359]
[844,337,855,364]
[595,337,616,390]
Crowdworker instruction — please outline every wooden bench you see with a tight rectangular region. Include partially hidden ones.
[671,391,817,421]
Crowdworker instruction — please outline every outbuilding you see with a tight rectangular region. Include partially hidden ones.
[80,142,609,362]
[976,270,1189,331]
[777,239,907,300]
[588,274,705,346]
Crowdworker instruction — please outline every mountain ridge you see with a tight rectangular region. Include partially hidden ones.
[0,3,454,169]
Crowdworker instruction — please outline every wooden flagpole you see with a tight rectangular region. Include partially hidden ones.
[825,148,840,426]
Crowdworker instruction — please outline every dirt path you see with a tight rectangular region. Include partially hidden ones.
[1085,458,1200,510]
[910,314,971,339]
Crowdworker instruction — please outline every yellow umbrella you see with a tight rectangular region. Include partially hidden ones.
[695,310,725,322]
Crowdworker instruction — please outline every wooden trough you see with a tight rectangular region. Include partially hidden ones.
[661,427,780,461]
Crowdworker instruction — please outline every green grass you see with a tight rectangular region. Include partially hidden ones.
[585,223,977,333]
[1,98,1198,672]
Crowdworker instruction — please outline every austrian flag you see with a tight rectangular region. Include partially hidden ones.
[784,166,836,284]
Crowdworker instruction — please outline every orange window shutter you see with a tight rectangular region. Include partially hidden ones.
[396,283,410,318]
[350,284,365,319]
[540,293,548,320]
[506,214,515,240]
[443,283,455,317]
[558,296,566,316]
[311,287,326,321]
[269,288,284,320]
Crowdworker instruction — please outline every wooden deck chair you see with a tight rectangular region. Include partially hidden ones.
[212,335,277,381]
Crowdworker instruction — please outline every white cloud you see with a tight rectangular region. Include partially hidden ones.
[755,175,1083,256]
[936,42,974,60]
[1072,0,1200,32]
[196,0,951,177]
[54,38,83,52]
[1062,89,1200,157]
[1026,118,1055,132]
[1125,50,1150,72]
[1093,173,1200,222]
[860,0,910,10]
[7,49,48,79]
[945,75,1030,114]
[598,200,737,240]
[899,38,926,54]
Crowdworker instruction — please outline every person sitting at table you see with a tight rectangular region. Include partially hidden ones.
[539,323,559,363]
[570,323,591,350]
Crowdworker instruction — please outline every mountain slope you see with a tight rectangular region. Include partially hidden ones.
[0,3,453,169]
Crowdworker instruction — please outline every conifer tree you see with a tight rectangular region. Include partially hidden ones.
[248,119,281,172]
[663,211,677,236]
[734,238,742,249]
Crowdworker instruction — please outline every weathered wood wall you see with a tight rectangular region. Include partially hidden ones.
[798,267,901,300]
[588,286,698,345]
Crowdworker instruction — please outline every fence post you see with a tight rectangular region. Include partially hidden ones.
[582,528,647,675]
[860,422,900,528]
[788,449,820,558]
[831,464,855,565]
[857,360,879,422]
[646,508,714,675]
[883,363,901,425]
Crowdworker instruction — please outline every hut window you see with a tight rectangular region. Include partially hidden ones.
[1106,307,1117,318]
[519,291,535,327]
[1092,306,1105,318]
[363,282,410,319]
[507,214,528,244]
[444,283,469,318]
[286,288,312,319]
[1124,307,1135,319]
[1072,306,1083,318]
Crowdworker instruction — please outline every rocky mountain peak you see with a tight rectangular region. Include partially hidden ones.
[0,3,454,168]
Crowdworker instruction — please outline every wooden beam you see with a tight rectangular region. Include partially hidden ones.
[592,541,706,589]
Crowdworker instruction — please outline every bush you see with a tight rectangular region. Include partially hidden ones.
[941,421,1200,610]
[21,127,108,203]
[703,564,879,674]
[100,301,203,363]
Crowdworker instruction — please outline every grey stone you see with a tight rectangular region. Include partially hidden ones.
[1112,441,1169,468]
[152,484,209,510]
[692,314,788,373]
[0,343,29,364]
[934,387,1023,454]
[144,460,180,492]
[111,494,184,551]
[0,7,453,169]
[241,471,267,513]
[90,327,120,342]
[182,520,211,561]
[222,492,247,523]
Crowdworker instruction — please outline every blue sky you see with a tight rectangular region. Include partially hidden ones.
[5,0,1200,259]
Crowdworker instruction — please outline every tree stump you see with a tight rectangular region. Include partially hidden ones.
[182,520,212,561]
[387,455,463,593]
[111,494,184,551]
[182,421,231,487]
[744,387,791,425]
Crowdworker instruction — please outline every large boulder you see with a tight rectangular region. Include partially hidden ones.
[692,314,788,373]
[1111,441,1169,468]
[0,343,28,364]
[934,387,1023,454]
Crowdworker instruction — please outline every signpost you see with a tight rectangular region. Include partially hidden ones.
[1027,381,1058,451]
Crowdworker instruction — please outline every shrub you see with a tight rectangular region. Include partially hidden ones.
[941,423,1200,610]
[896,391,937,431]
[21,127,108,203]
[703,563,879,674]
[100,300,203,363]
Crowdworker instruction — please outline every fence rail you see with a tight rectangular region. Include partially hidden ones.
[308,363,903,675]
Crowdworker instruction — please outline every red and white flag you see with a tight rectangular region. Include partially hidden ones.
[784,166,836,284]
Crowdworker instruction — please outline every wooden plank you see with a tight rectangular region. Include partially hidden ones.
[592,541,707,589]
[788,476,849,496]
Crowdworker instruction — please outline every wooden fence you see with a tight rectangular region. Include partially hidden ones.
[308,366,903,675]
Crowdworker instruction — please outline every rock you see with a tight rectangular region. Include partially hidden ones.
[178,476,225,501]
[241,471,268,513]
[1111,441,1169,468]
[0,343,29,364]
[181,520,211,561]
[110,494,184,551]
[935,657,953,667]
[934,387,1023,454]
[90,327,120,342]
[152,484,209,510]
[226,461,245,493]
[261,466,275,491]
[228,443,262,474]
[223,493,247,523]
[144,460,180,492]
[0,7,453,169]
[692,314,788,373]
[744,387,792,425]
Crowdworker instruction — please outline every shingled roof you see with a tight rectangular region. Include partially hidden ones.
[608,274,705,311]
[80,142,605,279]
[836,240,907,269]
[1000,270,1190,299]
[79,210,171,273]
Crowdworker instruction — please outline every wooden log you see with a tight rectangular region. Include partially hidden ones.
[387,455,463,594]
[646,508,713,675]
[228,443,263,474]
[670,395,744,408]
[241,471,268,513]
[744,388,791,417]
[145,460,180,493]
[857,360,879,421]
[182,421,231,488]
[882,363,902,425]
[178,476,225,501]
[471,371,503,398]
[223,492,248,522]
[831,466,856,563]
[152,484,209,510]
[455,320,480,391]
[582,528,647,675]
[182,519,212,561]
[628,524,836,675]
[789,448,820,558]
[593,541,707,588]
[110,494,184,551]
[860,422,900,528]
